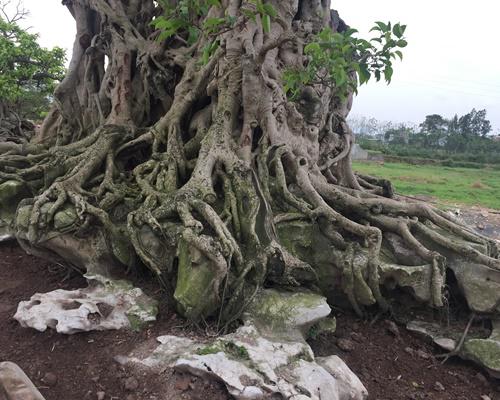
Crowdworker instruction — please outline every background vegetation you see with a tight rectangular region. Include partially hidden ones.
[353,161,500,209]
[351,109,500,166]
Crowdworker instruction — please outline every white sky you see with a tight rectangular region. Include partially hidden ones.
[14,0,500,133]
[335,0,500,133]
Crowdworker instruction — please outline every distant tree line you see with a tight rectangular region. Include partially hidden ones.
[350,110,500,165]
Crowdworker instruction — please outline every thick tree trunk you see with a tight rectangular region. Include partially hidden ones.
[1,0,499,324]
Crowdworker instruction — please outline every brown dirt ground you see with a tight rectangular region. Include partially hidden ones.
[310,311,500,400]
[1,240,500,400]
[0,241,230,400]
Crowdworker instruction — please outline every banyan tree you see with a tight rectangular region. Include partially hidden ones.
[1,0,499,325]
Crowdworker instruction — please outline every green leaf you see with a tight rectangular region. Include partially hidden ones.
[262,14,271,33]
[397,39,408,48]
[241,8,257,22]
[304,42,321,54]
[393,23,403,38]
[207,0,221,6]
[375,21,389,32]
[357,63,371,85]
[384,65,393,83]
[187,26,200,45]
[263,3,277,18]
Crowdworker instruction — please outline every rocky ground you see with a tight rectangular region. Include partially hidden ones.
[310,313,497,399]
[1,231,500,399]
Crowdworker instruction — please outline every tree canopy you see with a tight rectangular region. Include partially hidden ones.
[0,2,65,121]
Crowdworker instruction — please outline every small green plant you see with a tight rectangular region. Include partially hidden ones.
[307,325,320,340]
[223,341,250,360]
[283,22,407,100]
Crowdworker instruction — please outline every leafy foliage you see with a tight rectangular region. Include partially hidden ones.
[0,16,66,119]
[283,22,407,100]
[151,2,405,100]
[151,0,277,64]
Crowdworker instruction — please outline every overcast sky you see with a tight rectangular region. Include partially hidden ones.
[16,0,500,133]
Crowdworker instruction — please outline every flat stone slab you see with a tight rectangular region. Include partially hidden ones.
[0,362,46,400]
[118,289,368,400]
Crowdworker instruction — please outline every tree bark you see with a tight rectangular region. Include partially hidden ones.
[1,0,498,324]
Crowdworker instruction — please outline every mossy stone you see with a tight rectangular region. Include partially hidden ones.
[174,238,219,320]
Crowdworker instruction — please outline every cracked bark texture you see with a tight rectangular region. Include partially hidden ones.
[1,0,499,323]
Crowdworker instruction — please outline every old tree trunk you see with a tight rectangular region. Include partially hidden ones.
[1,0,499,324]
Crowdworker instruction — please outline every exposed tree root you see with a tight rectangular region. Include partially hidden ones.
[1,0,499,324]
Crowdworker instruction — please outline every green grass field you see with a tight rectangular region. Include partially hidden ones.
[352,161,500,210]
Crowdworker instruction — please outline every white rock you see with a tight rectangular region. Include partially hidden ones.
[175,353,264,397]
[0,361,46,400]
[434,338,456,352]
[14,274,157,334]
[317,355,368,400]
[238,386,264,400]
[120,289,367,400]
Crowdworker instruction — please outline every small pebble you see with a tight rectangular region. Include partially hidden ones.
[416,349,431,360]
[96,391,106,400]
[385,320,400,337]
[124,376,139,391]
[42,372,58,387]
[476,372,488,386]
[434,381,445,392]
[337,338,355,352]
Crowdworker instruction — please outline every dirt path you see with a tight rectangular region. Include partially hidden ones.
[1,240,499,399]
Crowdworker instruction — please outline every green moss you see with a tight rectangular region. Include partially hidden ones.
[223,341,250,360]
[110,232,136,268]
[308,317,337,339]
[127,314,143,332]
[246,289,324,332]
[195,341,250,360]
[288,347,314,364]
[276,221,341,302]
[196,345,223,356]
[464,339,500,371]
[174,238,219,320]
[53,206,78,230]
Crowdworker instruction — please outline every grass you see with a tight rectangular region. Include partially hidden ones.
[352,161,500,210]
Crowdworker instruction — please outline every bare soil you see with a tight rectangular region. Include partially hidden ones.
[0,241,230,400]
[1,240,499,400]
[310,312,499,400]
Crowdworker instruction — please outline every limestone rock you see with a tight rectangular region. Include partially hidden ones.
[447,259,500,313]
[119,289,367,400]
[379,263,437,304]
[462,319,500,378]
[174,238,220,320]
[406,319,500,378]
[0,180,30,242]
[0,361,46,400]
[406,320,457,352]
[14,274,158,334]
[243,288,331,339]
[317,356,369,400]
